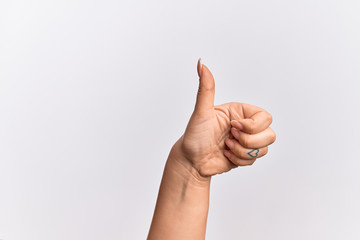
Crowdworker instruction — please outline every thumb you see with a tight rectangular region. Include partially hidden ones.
[194,58,215,114]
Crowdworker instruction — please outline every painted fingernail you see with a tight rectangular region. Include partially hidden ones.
[231,120,243,130]
[225,138,234,148]
[224,150,231,158]
[231,127,240,139]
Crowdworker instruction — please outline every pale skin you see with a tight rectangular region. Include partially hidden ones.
[147,59,276,240]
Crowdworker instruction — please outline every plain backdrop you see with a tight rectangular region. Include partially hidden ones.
[1,0,360,239]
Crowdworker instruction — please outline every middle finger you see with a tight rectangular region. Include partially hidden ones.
[231,127,276,149]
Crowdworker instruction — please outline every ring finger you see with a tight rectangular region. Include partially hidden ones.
[225,138,268,160]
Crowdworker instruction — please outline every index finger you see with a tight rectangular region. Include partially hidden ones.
[231,103,273,134]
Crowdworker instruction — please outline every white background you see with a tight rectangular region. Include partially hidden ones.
[1,0,360,239]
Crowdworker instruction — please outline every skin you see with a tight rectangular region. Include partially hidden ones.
[147,59,276,240]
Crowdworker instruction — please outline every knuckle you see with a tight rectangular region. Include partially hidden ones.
[270,130,277,143]
[257,148,268,159]
[267,112,273,124]
[246,122,256,133]
[264,147,269,155]
[199,84,215,92]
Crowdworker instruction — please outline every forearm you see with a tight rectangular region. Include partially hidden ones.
[147,139,211,240]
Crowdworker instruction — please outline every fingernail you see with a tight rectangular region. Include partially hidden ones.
[225,138,234,148]
[231,120,243,130]
[197,57,202,78]
[224,150,231,158]
[231,127,240,139]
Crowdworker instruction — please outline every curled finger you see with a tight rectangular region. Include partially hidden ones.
[225,138,268,160]
[224,150,257,166]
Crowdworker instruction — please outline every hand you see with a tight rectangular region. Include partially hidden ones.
[173,59,276,179]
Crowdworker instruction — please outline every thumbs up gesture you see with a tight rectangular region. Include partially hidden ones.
[172,59,276,180]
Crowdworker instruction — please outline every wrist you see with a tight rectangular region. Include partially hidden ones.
[167,138,211,186]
